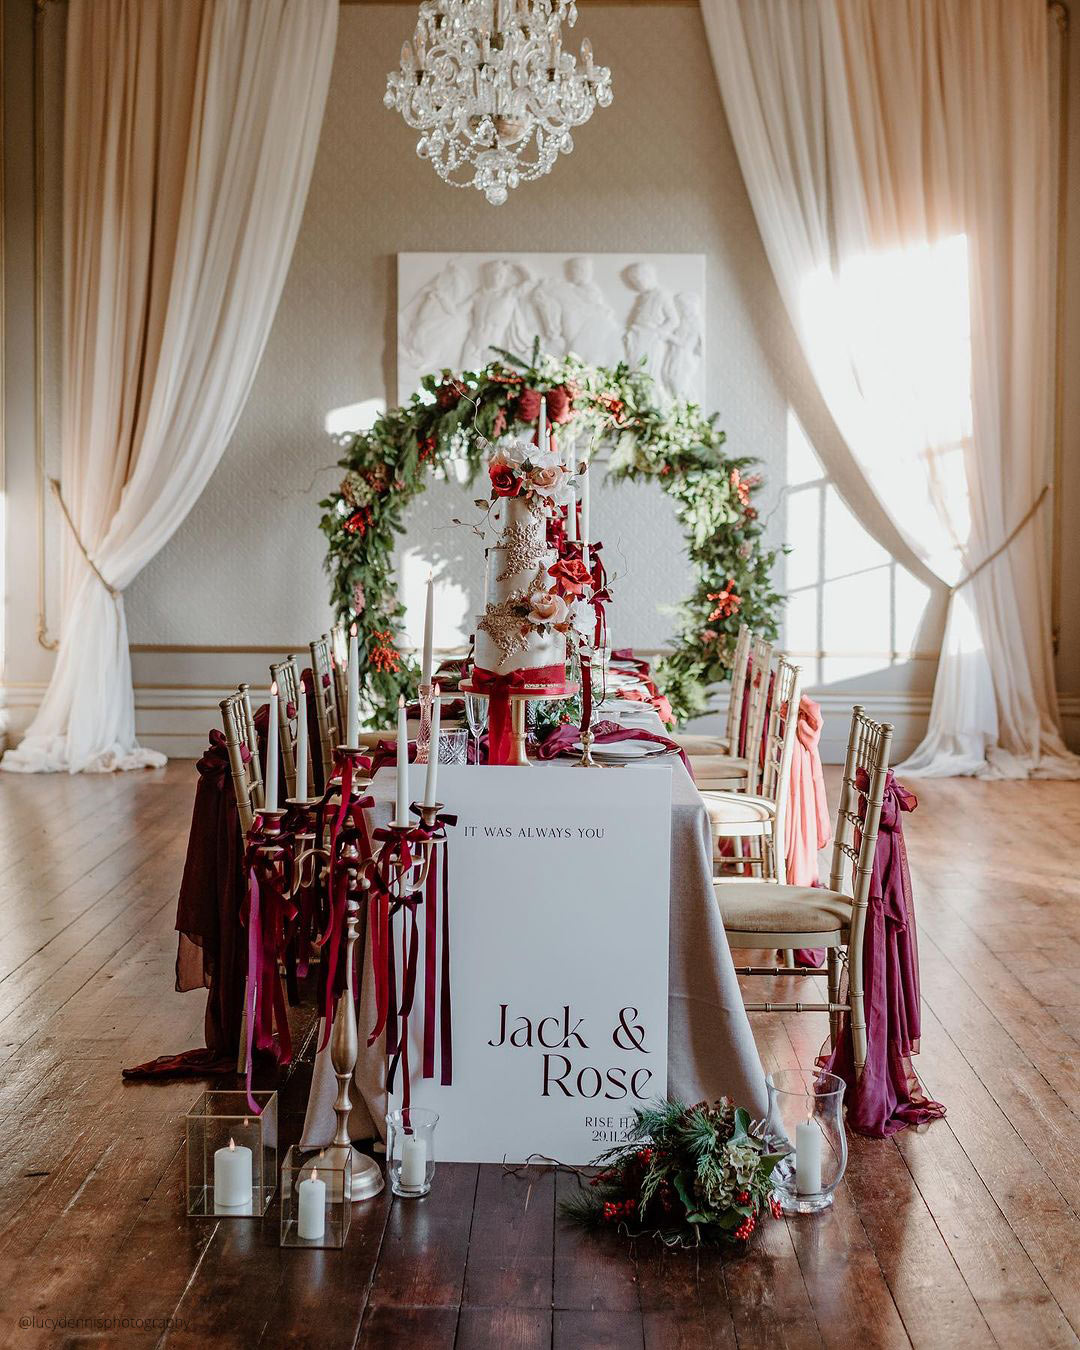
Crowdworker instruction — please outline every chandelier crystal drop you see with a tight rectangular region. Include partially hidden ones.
[384,0,613,205]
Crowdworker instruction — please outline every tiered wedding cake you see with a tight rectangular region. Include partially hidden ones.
[475,493,567,683]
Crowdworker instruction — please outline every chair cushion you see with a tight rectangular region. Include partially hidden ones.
[675,733,730,754]
[701,791,774,826]
[716,883,852,934]
[689,753,750,786]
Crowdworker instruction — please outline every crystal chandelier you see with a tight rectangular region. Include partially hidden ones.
[385,0,613,206]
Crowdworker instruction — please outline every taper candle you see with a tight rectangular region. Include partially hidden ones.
[295,678,309,801]
[422,572,434,687]
[395,694,409,827]
[567,481,578,542]
[580,461,591,544]
[538,394,547,454]
[265,682,279,811]
[424,684,441,807]
[346,623,359,748]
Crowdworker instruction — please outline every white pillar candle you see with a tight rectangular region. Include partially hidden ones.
[214,1136,253,1208]
[580,462,591,544]
[265,683,279,812]
[295,679,309,801]
[400,1136,427,1189]
[297,1166,326,1240]
[795,1118,823,1194]
[567,481,578,542]
[424,684,441,807]
[422,572,434,687]
[346,624,359,748]
[395,694,410,827]
[538,394,547,454]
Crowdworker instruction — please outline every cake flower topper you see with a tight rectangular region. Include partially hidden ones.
[487,436,572,509]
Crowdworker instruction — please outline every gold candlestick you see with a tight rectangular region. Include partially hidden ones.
[326,839,384,1201]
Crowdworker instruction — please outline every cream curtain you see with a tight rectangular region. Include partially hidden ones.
[702,0,1077,778]
[2,0,338,774]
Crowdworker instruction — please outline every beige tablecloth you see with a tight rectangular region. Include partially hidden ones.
[300,722,768,1150]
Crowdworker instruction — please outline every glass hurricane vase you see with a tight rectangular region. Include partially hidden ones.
[766,1068,847,1215]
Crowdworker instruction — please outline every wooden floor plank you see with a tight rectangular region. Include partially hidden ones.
[0,764,1078,1347]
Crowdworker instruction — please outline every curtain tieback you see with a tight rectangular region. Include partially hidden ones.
[48,477,119,600]
[951,484,1049,593]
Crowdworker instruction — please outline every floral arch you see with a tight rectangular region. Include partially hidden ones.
[320,351,782,727]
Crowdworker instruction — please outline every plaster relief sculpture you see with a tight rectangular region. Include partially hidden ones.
[397,253,706,405]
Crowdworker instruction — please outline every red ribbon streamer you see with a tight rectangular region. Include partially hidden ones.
[469,664,566,764]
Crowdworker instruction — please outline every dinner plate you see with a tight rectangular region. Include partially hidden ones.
[591,740,670,761]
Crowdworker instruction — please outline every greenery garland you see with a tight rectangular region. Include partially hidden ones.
[319,349,782,728]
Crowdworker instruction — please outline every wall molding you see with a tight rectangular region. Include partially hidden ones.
[7,673,1076,764]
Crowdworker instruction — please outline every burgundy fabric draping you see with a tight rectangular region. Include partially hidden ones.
[820,771,946,1137]
[123,703,287,1080]
[536,719,694,776]
[123,730,247,1078]
[469,665,567,764]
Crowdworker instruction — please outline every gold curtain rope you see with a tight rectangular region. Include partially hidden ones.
[47,476,119,599]
[951,484,1050,592]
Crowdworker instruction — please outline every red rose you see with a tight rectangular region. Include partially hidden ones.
[489,463,522,498]
[436,378,467,409]
[546,384,574,423]
[547,557,592,598]
[516,388,541,423]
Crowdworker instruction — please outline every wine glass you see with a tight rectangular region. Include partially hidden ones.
[464,693,487,764]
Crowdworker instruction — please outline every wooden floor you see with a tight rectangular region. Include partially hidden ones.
[0,765,1078,1348]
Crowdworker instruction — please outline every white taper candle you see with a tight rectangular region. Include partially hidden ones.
[422,572,434,686]
[580,461,591,544]
[295,678,309,801]
[539,394,547,454]
[395,694,409,827]
[265,682,279,811]
[346,623,359,748]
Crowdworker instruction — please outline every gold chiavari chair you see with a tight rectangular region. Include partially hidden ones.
[676,623,751,757]
[704,655,803,884]
[269,655,306,800]
[309,633,341,781]
[689,632,773,791]
[715,706,893,1069]
[220,690,264,836]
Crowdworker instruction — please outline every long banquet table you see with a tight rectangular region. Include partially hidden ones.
[300,710,769,1151]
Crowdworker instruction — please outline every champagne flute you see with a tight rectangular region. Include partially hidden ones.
[464,692,487,765]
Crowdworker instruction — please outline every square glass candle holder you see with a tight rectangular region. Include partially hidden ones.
[185,1090,278,1218]
[280,1147,351,1249]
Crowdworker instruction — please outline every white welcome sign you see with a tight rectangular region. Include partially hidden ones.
[393,764,671,1164]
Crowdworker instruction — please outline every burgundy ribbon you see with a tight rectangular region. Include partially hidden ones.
[536,719,694,777]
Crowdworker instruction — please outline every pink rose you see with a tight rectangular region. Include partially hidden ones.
[528,590,569,625]
[528,463,567,498]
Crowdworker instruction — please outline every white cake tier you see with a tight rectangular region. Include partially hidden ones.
[474,611,567,679]
[487,495,552,603]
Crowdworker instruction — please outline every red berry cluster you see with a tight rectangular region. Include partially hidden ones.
[602,1198,636,1223]
[770,1196,783,1219]
[736,1190,750,1205]
[733,1214,756,1242]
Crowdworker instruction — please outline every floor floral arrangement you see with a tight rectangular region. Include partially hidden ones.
[561,1098,788,1248]
[320,348,782,728]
